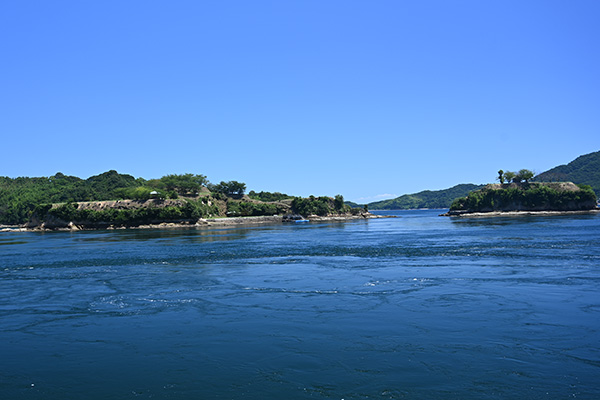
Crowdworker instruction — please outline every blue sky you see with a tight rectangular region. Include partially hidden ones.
[1,1,598,202]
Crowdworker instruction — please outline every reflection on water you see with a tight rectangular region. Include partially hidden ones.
[72,226,255,243]
[448,213,600,228]
[1,210,600,399]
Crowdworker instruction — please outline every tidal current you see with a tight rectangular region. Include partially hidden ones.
[1,210,599,399]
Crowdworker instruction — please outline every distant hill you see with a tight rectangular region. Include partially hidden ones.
[368,150,600,210]
[533,150,600,196]
[368,184,483,210]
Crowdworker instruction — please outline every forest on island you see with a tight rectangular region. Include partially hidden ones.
[0,170,357,226]
[0,171,211,224]
[450,183,597,213]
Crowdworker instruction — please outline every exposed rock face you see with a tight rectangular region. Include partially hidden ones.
[74,198,187,211]
[40,214,70,229]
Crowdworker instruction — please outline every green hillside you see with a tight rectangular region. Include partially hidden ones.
[368,184,483,210]
[0,170,360,227]
[0,171,140,224]
[0,171,210,225]
[533,150,600,196]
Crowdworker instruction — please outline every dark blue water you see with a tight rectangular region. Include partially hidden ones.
[1,210,600,399]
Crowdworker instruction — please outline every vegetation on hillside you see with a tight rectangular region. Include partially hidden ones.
[37,198,222,228]
[450,183,597,213]
[207,181,247,196]
[0,171,214,225]
[6,149,596,226]
[226,201,286,217]
[145,173,208,196]
[248,191,293,202]
[291,194,362,217]
[0,170,362,227]
[533,150,600,196]
[368,184,483,210]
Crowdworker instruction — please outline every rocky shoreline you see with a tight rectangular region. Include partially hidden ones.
[440,209,600,218]
[0,213,388,232]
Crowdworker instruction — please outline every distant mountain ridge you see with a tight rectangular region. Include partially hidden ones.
[368,184,483,210]
[533,150,600,196]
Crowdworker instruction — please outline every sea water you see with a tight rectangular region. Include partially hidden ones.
[1,210,599,399]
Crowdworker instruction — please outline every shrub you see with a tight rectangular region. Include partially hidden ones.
[291,196,335,216]
[226,201,283,217]
[247,191,292,202]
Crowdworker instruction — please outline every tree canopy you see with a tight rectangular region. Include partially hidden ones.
[209,181,247,196]
[498,169,535,184]
[146,173,208,196]
[0,171,210,224]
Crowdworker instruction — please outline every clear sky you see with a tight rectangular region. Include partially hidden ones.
[1,1,598,202]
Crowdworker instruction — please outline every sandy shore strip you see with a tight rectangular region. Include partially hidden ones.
[440,209,600,218]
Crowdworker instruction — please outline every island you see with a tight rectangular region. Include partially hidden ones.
[442,181,598,217]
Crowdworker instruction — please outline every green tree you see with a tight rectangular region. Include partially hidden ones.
[517,169,535,183]
[504,171,516,183]
[334,194,345,211]
[291,196,335,216]
[158,174,207,195]
[497,170,505,184]
[209,181,246,196]
[86,170,138,198]
[247,190,292,202]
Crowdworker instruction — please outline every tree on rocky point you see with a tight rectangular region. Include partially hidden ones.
[504,171,516,183]
[517,169,535,183]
